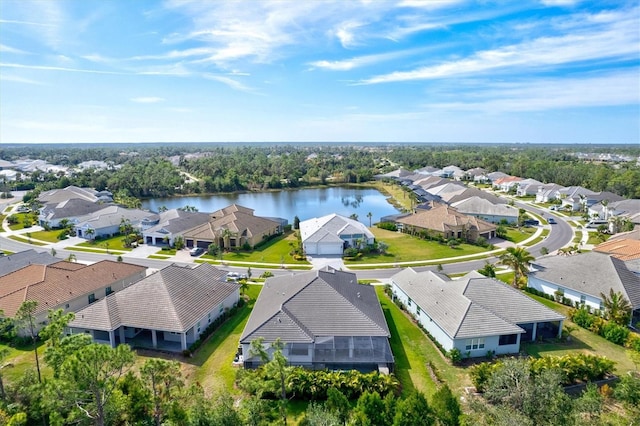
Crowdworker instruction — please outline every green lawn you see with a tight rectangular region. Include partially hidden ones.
[7,212,37,230]
[156,248,177,255]
[191,285,262,395]
[375,287,469,397]
[66,246,124,254]
[202,232,310,265]
[504,227,536,243]
[8,235,46,246]
[76,234,132,251]
[521,293,636,374]
[345,228,489,265]
[587,233,609,245]
[29,229,66,243]
[0,340,52,384]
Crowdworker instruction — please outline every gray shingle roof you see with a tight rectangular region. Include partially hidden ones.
[70,263,239,332]
[41,199,108,221]
[391,268,564,340]
[530,252,640,309]
[143,209,211,234]
[240,269,389,344]
[0,249,58,277]
[451,196,518,217]
[300,214,373,244]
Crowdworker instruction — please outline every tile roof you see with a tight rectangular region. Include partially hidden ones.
[396,204,496,234]
[0,260,147,317]
[75,206,150,230]
[69,263,239,332]
[0,249,58,277]
[440,188,506,205]
[40,198,108,221]
[182,204,279,240]
[300,214,374,244]
[594,238,640,261]
[530,252,640,309]
[391,268,563,340]
[240,269,389,344]
[38,186,100,204]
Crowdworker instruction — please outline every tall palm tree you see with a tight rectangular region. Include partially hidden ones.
[599,289,632,326]
[498,246,535,288]
[367,212,373,227]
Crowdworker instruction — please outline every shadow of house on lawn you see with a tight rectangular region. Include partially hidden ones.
[381,306,415,395]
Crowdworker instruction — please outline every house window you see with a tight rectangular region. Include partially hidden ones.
[290,343,308,356]
[580,295,586,304]
[208,312,211,323]
[499,334,518,346]
[197,321,201,333]
[465,338,485,351]
[219,304,224,313]
[416,306,421,316]
[65,303,70,309]
[88,294,96,304]
[557,287,564,295]
[105,286,113,296]
[407,298,412,307]
[599,301,605,311]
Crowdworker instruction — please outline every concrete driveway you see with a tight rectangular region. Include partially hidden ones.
[307,254,346,271]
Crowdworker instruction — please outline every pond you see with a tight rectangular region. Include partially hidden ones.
[141,186,400,224]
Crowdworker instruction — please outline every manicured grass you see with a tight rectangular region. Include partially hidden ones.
[347,253,492,270]
[148,254,171,259]
[521,293,636,374]
[76,234,132,251]
[345,228,489,265]
[587,233,609,245]
[0,341,52,384]
[495,271,515,286]
[7,212,37,231]
[201,232,310,265]
[524,229,548,246]
[29,229,66,243]
[191,285,262,395]
[375,287,469,397]
[8,235,46,246]
[155,248,177,255]
[504,227,536,243]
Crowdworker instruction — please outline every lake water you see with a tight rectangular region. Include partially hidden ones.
[141,187,400,224]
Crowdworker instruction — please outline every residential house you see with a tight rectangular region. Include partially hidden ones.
[390,269,564,357]
[38,198,109,228]
[0,249,58,278]
[38,185,112,205]
[74,205,150,239]
[0,170,19,182]
[438,186,506,206]
[300,214,374,255]
[493,176,523,193]
[464,167,487,182]
[0,160,14,170]
[396,203,496,242]
[240,268,394,372]
[414,166,440,175]
[599,199,640,224]
[450,196,519,224]
[68,263,239,351]
[425,182,468,199]
[516,178,544,197]
[535,183,564,203]
[182,204,282,250]
[555,186,596,211]
[528,252,640,325]
[486,171,510,182]
[141,209,211,246]
[594,238,640,262]
[0,260,147,330]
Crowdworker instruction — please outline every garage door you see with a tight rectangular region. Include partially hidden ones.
[196,240,211,249]
[318,243,342,255]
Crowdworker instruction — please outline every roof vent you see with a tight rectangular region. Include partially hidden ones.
[357,292,361,298]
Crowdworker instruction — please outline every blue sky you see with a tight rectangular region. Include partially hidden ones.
[1,0,638,144]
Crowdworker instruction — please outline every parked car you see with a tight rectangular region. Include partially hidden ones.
[226,272,247,281]
[523,219,540,226]
[548,217,556,224]
[189,247,204,256]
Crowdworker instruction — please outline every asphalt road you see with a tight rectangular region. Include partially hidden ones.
[0,200,575,281]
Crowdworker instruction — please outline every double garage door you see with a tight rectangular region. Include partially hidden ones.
[308,242,343,255]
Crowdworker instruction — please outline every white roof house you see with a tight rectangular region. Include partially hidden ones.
[300,214,374,255]
[451,196,519,224]
[391,269,564,357]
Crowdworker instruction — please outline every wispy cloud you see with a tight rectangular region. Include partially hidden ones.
[130,97,165,103]
[0,74,43,85]
[0,63,128,75]
[423,69,639,112]
[309,48,426,71]
[202,74,256,93]
[540,0,581,6]
[0,44,29,54]
[359,9,639,84]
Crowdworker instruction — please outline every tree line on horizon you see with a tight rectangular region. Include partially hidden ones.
[2,144,639,200]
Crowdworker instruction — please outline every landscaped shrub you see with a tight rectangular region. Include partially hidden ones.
[447,348,462,364]
[237,367,401,401]
[376,222,397,231]
[469,362,497,392]
[571,307,595,329]
[601,322,630,345]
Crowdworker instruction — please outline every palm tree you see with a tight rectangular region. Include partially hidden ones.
[66,253,77,262]
[86,228,95,241]
[367,212,373,227]
[221,228,234,250]
[599,289,632,326]
[498,246,534,288]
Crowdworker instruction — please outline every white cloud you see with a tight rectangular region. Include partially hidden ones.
[0,44,29,54]
[0,62,128,75]
[540,0,581,6]
[0,74,43,85]
[360,9,639,84]
[130,97,165,103]
[334,21,364,48]
[309,48,426,71]
[202,74,256,93]
[422,69,639,112]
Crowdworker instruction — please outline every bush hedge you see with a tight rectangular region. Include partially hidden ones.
[570,307,633,348]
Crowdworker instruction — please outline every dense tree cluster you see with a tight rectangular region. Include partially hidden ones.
[3,143,639,200]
